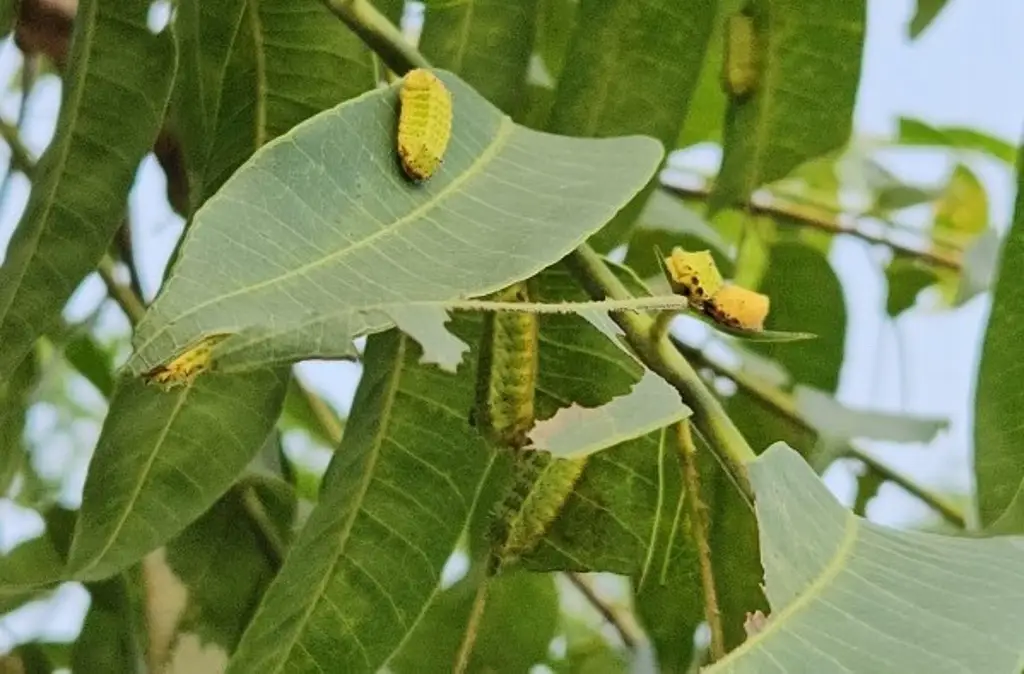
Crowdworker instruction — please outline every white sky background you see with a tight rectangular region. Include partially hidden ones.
[0,0,1022,656]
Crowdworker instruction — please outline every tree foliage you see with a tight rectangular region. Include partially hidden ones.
[0,0,1020,672]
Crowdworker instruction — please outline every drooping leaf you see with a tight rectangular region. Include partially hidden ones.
[897,117,1018,164]
[884,257,938,317]
[66,370,289,582]
[933,163,988,246]
[390,568,559,673]
[0,0,176,383]
[161,477,296,656]
[794,386,947,444]
[226,326,498,674]
[126,70,663,378]
[419,0,540,115]
[706,443,1024,674]
[171,0,377,211]
[908,0,950,39]
[547,0,717,249]
[709,0,866,212]
[974,141,1024,527]
[0,355,35,495]
[71,575,146,674]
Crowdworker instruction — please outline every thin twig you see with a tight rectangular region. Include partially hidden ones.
[294,373,345,446]
[321,0,429,75]
[453,576,490,674]
[661,184,962,271]
[671,336,967,529]
[98,254,147,325]
[676,421,725,662]
[564,572,640,651]
[0,118,35,178]
[241,485,286,567]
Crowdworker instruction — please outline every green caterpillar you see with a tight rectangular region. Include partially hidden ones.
[722,12,761,98]
[469,280,586,571]
[397,68,453,182]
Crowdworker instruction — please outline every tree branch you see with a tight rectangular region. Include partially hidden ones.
[321,0,428,75]
[676,420,725,661]
[661,184,962,271]
[0,118,36,178]
[671,336,967,529]
[98,254,147,325]
[564,572,641,651]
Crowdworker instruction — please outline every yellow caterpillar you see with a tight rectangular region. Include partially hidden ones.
[722,12,760,98]
[397,68,453,182]
[703,283,770,332]
[142,334,231,389]
[661,247,770,333]
[662,248,725,310]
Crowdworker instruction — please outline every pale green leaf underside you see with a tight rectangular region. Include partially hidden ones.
[126,69,663,376]
[708,443,1024,674]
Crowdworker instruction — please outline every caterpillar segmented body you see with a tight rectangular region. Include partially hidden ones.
[703,283,770,332]
[662,248,724,310]
[142,333,231,389]
[397,68,453,182]
[472,282,539,449]
[722,13,760,98]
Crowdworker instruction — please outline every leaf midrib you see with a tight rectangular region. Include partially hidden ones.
[135,116,517,355]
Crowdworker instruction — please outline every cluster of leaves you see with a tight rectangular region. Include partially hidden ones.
[0,0,1023,673]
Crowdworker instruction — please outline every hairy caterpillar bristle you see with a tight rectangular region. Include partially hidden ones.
[397,68,453,182]
[473,281,539,450]
[490,449,587,570]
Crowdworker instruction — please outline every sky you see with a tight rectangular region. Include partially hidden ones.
[0,0,1022,660]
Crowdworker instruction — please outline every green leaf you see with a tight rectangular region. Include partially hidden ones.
[390,568,559,673]
[226,327,498,674]
[127,70,663,377]
[376,0,406,26]
[753,242,845,392]
[66,370,289,582]
[172,0,376,210]
[62,333,116,399]
[0,0,176,383]
[280,376,344,448]
[71,576,145,674]
[676,0,745,148]
[709,0,866,212]
[908,0,950,39]
[0,355,35,495]
[706,442,1024,674]
[794,386,947,444]
[419,0,540,115]
[934,163,989,245]
[162,477,296,654]
[974,141,1024,527]
[898,117,1018,164]
[884,257,937,317]
[524,427,683,577]
[547,0,717,249]
[534,0,577,82]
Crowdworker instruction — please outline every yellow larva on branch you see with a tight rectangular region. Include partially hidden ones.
[662,247,725,309]
[722,12,760,98]
[142,333,231,389]
[397,68,453,182]
[703,283,770,332]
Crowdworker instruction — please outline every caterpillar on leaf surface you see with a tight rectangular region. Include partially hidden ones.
[661,247,725,310]
[142,333,232,390]
[397,68,453,182]
[660,246,771,333]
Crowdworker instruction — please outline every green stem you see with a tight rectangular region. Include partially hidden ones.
[241,485,287,567]
[565,246,756,501]
[453,575,490,674]
[0,118,35,178]
[313,1,758,502]
[321,0,429,75]
[564,572,640,651]
[98,254,147,325]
